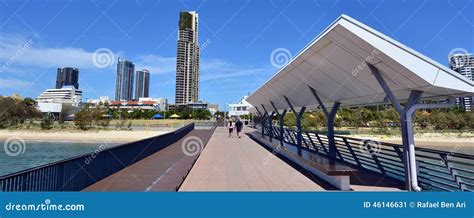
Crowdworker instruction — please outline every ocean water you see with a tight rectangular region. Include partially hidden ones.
[0,140,121,176]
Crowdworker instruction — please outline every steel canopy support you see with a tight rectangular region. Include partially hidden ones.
[308,86,341,163]
[284,96,306,156]
[255,106,266,138]
[370,63,418,191]
[271,101,287,147]
[261,105,274,142]
[369,63,455,192]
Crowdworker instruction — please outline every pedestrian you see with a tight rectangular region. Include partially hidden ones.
[235,118,243,138]
[228,120,234,137]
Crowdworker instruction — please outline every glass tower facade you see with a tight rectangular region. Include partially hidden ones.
[115,58,135,101]
[135,69,150,100]
[56,67,79,89]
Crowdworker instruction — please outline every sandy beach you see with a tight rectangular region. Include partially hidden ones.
[0,130,170,143]
[350,133,474,154]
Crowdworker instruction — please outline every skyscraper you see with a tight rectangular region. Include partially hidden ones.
[449,53,474,111]
[115,58,135,101]
[135,69,150,100]
[175,11,200,104]
[56,67,79,89]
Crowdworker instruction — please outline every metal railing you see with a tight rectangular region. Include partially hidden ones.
[0,123,195,192]
[258,124,474,192]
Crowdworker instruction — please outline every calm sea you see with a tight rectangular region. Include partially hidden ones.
[0,140,121,176]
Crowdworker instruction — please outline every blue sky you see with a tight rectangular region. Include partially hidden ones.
[0,0,473,110]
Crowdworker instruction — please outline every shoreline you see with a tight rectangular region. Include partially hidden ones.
[0,130,170,143]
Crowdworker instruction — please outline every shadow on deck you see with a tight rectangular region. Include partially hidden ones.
[83,129,214,192]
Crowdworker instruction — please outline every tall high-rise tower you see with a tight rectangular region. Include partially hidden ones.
[449,53,474,111]
[175,11,200,104]
[56,67,79,89]
[115,58,135,101]
[135,69,150,100]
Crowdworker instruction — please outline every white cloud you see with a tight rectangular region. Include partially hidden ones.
[0,78,32,88]
[0,33,121,71]
[200,59,270,81]
[134,55,176,74]
[0,33,272,93]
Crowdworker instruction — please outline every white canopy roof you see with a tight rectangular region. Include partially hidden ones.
[247,15,473,113]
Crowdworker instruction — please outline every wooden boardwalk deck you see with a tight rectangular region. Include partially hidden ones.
[180,127,403,192]
[83,125,402,192]
[179,127,325,191]
[83,129,214,192]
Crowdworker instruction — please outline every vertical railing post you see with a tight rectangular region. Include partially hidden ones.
[284,96,306,156]
[308,85,340,164]
[255,107,265,138]
[270,101,287,147]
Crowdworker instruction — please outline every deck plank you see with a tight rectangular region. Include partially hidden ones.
[179,127,325,191]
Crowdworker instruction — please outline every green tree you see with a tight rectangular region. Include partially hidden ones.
[40,112,55,130]
[414,111,430,129]
[0,96,41,128]
[74,105,96,130]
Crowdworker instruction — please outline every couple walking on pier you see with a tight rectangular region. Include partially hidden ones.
[228,118,243,138]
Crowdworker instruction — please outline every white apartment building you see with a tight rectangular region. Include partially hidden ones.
[228,96,252,117]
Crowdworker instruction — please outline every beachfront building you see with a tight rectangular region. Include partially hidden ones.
[115,58,135,101]
[86,96,110,105]
[449,53,474,111]
[228,96,252,117]
[135,69,150,100]
[207,104,219,115]
[36,86,82,117]
[175,11,200,104]
[56,67,79,89]
[108,97,168,111]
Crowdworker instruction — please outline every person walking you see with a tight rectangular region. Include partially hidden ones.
[228,120,234,137]
[235,118,243,138]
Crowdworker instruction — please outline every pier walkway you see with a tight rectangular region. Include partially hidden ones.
[180,127,325,191]
[180,127,403,191]
[83,129,214,192]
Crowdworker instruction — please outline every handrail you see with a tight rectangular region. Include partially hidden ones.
[0,123,195,191]
[257,124,474,192]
